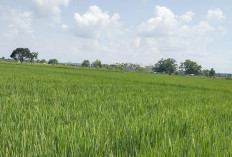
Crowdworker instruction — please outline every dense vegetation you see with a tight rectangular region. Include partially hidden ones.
[5,47,218,77]
[0,62,232,156]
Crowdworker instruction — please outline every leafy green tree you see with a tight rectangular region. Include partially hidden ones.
[91,60,102,68]
[136,66,147,72]
[116,64,123,70]
[102,64,110,68]
[209,68,216,77]
[180,59,202,75]
[202,69,210,77]
[40,59,47,64]
[81,60,90,67]
[48,59,58,65]
[152,58,178,75]
[28,52,39,63]
[114,63,123,70]
[10,48,31,63]
[133,64,140,71]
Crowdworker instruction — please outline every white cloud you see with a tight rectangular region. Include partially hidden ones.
[137,6,219,62]
[32,0,70,23]
[178,11,194,23]
[55,6,130,63]
[138,6,178,37]
[138,6,214,37]
[61,24,69,30]
[72,5,123,39]
[207,8,225,21]
[1,9,33,37]
[135,37,141,47]
[57,5,226,67]
[193,21,215,32]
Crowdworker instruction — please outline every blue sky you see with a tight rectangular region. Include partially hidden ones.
[0,0,231,73]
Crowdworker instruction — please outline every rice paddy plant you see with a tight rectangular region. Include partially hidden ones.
[0,62,232,156]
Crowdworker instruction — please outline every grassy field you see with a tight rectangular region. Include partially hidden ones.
[0,62,232,156]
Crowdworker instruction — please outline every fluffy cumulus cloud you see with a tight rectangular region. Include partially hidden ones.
[57,6,134,63]
[138,6,179,37]
[52,6,128,63]
[58,5,227,66]
[207,8,226,21]
[137,6,224,62]
[32,0,70,23]
[178,11,194,23]
[138,6,215,36]
[69,6,122,39]
[0,9,33,37]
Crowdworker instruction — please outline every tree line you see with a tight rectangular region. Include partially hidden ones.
[81,60,146,72]
[7,48,59,65]
[152,58,216,77]
[0,47,223,78]
[80,58,216,77]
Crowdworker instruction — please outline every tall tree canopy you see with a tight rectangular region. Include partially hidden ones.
[209,68,216,77]
[10,48,39,63]
[202,69,210,77]
[48,59,59,65]
[28,52,39,63]
[10,48,31,63]
[180,59,202,75]
[152,58,178,74]
[40,59,47,64]
[91,60,102,68]
[81,60,90,67]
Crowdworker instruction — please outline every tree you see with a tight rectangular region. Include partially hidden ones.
[202,69,210,77]
[116,64,123,70]
[209,68,216,77]
[40,59,47,64]
[102,64,110,68]
[180,59,202,75]
[136,66,147,72]
[152,58,178,75]
[91,60,102,68]
[133,64,140,71]
[28,52,38,63]
[81,60,90,67]
[10,48,31,63]
[48,59,58,65]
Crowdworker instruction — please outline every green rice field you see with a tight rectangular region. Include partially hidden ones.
[0,62,232,156]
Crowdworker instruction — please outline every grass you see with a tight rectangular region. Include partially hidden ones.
[0,61,232,156]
